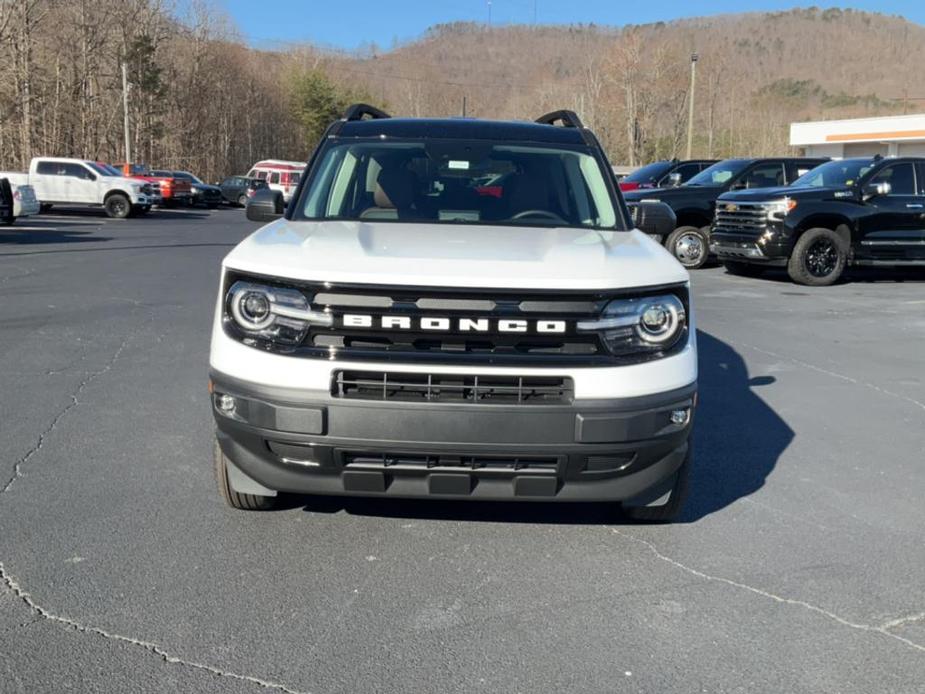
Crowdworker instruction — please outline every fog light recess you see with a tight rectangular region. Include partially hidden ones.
[670,408,690,426]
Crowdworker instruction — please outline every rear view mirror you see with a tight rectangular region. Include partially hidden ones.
[627,201,676,239]
[863,181,891,199]
[246,188,285,223]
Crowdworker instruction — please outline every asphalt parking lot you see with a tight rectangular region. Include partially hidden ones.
[1,208,923,693]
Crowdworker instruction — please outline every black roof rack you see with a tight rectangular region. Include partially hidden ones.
[343,103,391,122]
[535,110,585,129]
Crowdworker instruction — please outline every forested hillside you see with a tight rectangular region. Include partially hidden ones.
[1,3,922,178]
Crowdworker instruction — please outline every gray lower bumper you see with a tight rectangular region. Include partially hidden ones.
[210,371,696,503]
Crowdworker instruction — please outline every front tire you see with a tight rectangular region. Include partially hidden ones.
[723,260,766,278]
[666,226,710,269]
[214,439,277,511]
[787,227,847,286]
[237,194,247,207]
[104,193,131,219]
[622,449,691,523]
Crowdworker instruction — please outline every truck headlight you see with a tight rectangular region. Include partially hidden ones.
[576,293,687,356]
[226,281,332,345]
[767,198,797,220]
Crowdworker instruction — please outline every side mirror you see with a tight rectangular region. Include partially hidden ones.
[666,172,683,188]
[730,180,747,190]
[627,201,676,239]
[863,181,891,199]
[245,188,285,222]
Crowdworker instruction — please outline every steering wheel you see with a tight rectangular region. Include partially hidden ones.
[510,209,568,224]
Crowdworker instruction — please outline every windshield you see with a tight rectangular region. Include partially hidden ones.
[86,162,116,177]
[296,139,622,230]
[791,160,873,188]
[622,161,672,185]
[685,160,749,187]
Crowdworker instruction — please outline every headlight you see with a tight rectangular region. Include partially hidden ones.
[226,281,332,345]
[191,186,200,193]
[577,293,686,357]
[767,198,797,220]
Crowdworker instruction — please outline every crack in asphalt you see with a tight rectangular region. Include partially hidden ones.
[1,337,129,494]
[610,528,925,654]
[742,343,925,415]
[0,562,312,694]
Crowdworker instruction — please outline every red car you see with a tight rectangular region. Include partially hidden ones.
[115,163,192,207]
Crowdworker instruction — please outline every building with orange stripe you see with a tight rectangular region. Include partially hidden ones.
[790,114,925,158]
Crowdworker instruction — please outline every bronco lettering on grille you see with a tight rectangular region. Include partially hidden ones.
[341,314,567,334]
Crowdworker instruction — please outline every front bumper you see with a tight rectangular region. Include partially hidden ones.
[210,371,696,502]
[710,230,789,265]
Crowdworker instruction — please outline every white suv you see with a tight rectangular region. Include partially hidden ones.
[209,106,696,521]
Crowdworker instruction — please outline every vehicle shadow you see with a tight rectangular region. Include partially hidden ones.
[41,206,212,221]
[289,330,793,524]
[733,266,925,284]
[0,219,111,246]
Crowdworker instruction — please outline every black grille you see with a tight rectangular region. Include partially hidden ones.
[343,451,558,473]
[223,274,690,366]
[713,201,771,235]
[333,370,573,404]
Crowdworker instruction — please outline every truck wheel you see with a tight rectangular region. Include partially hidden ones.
[104,193,131,219]
[666,226,709,269]
[622,449,691,523]
[237,194,247,207]
[213,438,277,511]
[723,261,765,278]
[787,228,847,286]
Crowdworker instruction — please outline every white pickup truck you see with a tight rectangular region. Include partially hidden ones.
[0,157,154,218]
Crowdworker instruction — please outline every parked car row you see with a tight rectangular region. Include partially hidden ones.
[0,156,290,219]
[621,154,925,284]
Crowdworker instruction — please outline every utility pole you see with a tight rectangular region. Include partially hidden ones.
[685,53,698,160]
[121,61,131,163]
[487,0,492,25]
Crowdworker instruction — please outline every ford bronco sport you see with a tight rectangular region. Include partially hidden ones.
[209,105,697,521]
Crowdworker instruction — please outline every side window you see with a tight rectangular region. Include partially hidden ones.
[64,163,91,179]
[743,163,785,189]
[871,163,916,196]
[256,171,268,180]
[268,172,280,184]
[668,163,701,185]
[246,169,257,178]
[36,161,58,175]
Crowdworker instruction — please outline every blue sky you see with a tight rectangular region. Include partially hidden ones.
[215,0,925,50]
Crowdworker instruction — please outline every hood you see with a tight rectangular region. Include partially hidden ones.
[223,220,688,291]
[720,185,852,202]
[623,185,723,202]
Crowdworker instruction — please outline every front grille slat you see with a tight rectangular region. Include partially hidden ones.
[344,451,558,474]
[333,370,573,404]
[714,202,771,235]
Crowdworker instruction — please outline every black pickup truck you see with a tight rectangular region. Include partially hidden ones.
[710,156,925,285]
[623,157,827,268]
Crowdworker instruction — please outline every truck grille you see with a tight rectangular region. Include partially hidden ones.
[343,452,559,474]
[333,371,573,404]
[713,201,770,235]
[141,184,153,196]
[224,274,689,366]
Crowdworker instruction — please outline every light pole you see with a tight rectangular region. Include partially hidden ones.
[121,61,132,163]
[685,53,699,160]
